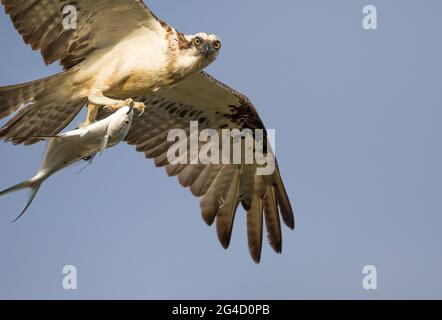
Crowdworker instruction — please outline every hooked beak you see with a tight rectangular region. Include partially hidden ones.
[202,42,214,58]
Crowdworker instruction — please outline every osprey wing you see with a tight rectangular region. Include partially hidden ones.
[1,0,170,69]
[117,72,295,263]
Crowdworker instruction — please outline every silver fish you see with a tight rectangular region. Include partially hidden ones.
[0,105,134,221]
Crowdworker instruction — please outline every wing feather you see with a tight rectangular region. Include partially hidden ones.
[178,164,205,188]
[239,165,256,211]
[165,164,187,177]
[200,165,236,226]
[264,186,283,253]
[216,166,241,249]
[275,169,295,230]
[189,164,222,197]
[247,194,264,263]
[1,0,168,69]
[109,72,295,262]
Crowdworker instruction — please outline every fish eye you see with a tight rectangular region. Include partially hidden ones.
[124,120,130,125]
[193,37,202,46]
[213,41,221,50]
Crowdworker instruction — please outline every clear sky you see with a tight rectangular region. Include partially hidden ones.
[1,0,442,299]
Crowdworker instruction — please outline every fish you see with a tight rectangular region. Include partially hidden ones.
[0,105,134,222]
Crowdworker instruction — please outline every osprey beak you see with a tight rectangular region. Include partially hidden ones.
[202,42,214,58]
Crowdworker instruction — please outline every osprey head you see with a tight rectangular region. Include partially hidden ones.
[177,32,221,72]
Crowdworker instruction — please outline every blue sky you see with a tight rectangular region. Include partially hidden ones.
[1,0,442,299]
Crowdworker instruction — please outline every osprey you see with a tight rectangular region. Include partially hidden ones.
[0,0,294,263]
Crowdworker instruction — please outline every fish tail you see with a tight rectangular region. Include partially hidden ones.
[0,175,45,222]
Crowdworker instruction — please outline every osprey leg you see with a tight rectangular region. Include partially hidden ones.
[88,92,146,117]
[80,102,100,127]
[103,98,146,117]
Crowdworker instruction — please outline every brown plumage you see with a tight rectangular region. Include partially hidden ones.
[0,0,221,144]
[0,1,295,262]
[112,72,295,262]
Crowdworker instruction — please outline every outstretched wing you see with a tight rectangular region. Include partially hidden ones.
[1,0,168,69]
[124,72,295,263]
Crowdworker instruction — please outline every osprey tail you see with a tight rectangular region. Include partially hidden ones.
[0,72,67,119]
[0,69,87,145]
[0,173,47,222]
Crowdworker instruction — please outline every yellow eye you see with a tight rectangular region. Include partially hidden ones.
[194,38,202,45]
[213,41,221,49]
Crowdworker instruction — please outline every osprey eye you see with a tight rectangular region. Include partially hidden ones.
[213,41,221,50]
[193,37,202,46]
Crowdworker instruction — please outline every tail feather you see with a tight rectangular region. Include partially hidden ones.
[0,178,43,222]
[0,72,68,120]
[0,98,86,145]
[0,69,85,145]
